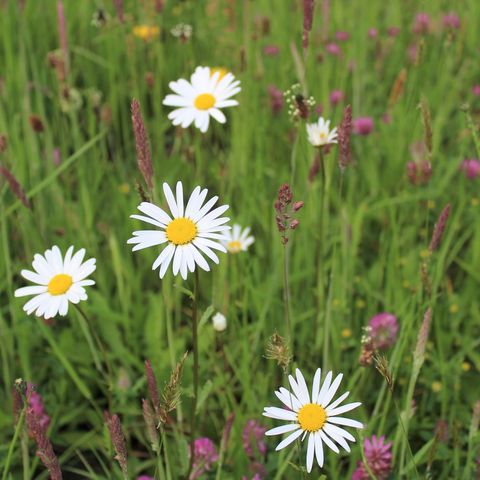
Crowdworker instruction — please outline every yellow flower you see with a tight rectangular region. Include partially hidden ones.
[355,299,366,309]
[427,200,436,209]
[431,381,442,393]
[341,328,352,339]
[471,198,479,207]
[133,25,160,41]
[449,304,459,314]
[119,183,130,194]
[419,249,431,259]
[461,362,471,372]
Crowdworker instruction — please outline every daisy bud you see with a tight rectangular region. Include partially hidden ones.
[131,99,154,192]
[212,312,227,331]
[0,165,31,209]
[104,411,128,479]
[429,204,451,252]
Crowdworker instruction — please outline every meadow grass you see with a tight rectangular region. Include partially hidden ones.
[1,0,480,478]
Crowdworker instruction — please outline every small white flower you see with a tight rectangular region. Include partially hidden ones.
[14,246,96,319]
[263,368,362,473]
[306,117,338,147]
[212,312,227,331]
[128,181,230,280]
[163,66,241,133]
[221,224,254,253]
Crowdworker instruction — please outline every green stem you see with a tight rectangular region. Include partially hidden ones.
[2,408,26,480]
[186,270,200,479]
[283,245,292,348]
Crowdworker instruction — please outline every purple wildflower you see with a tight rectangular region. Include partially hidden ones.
[242,419,267,459]
[263,45,279,56]
[406,160,432,185]
[329,89,344,106]
[137,477,154,480]
[460,159,480,179]
[413,13,430,34]
[189,438,218,480]
[442,12,460,30]
[27,384,50,432]
[387,26,400,37]
[368,313,399,350]
[268,85,283,115]
[472,85,480,97]
[326,42,341,56]
[335,31,350,41]
[352,435,393,480]
[368,28,378,39]
[353,117,374,135]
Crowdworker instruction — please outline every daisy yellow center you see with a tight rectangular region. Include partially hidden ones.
[319,132,326,141]
[48,274,73,296]
[211,67,228,81]
[194,93,215,110]
[297,403,327,432]
[227,240,242,253]
[166,218,197,245]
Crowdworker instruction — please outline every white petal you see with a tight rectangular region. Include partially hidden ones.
[175,181,184,217]
[263,407,297,421]
[15,285,48,297]
[209,108,226,123]
[152,244,175,270]
[295,369,310,404]
[327,402,361,417]
[21,269,48,285]
[315,432,324,468]
[172,246,183,276]
[320,373,343,407]
[188,244,210,272]
[316,371,333,406]
[274,428,303,451]
[72,258,96,282]
[137,202,171,225]
[265,424,300,436]
[319,430,340,454]
[311,368,322,403]
[327,417,363,429]
[326,391,350,411]
[159,245,176,278]
[306,433,315,473]
[163,183,179,218]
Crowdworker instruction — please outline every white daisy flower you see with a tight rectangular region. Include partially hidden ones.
[306,117,338,147]
[163,66,241,133]
[14,246,96,319]
[128,181,230,280]
[221,224,254,253]
[263,368,362,473]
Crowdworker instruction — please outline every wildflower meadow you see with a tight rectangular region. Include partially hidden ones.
[1,1,480,479]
